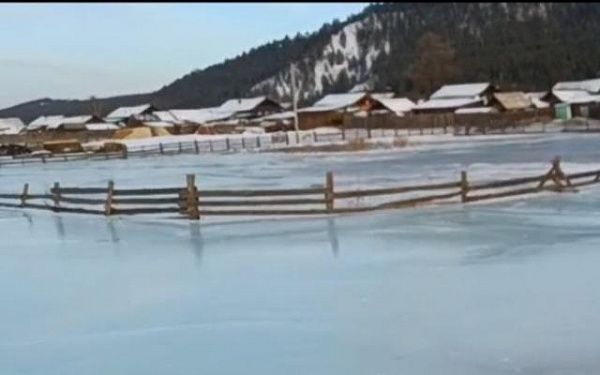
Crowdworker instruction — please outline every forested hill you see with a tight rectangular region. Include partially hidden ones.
[3,3,600,122]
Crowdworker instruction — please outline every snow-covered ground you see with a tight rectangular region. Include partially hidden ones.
[2,133,600,374]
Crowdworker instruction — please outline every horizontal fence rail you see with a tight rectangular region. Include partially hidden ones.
[0,157,599,220]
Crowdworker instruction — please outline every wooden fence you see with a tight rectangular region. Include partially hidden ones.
[0,158,598,220]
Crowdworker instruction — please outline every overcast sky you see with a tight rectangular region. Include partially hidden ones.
[0,3,367,109]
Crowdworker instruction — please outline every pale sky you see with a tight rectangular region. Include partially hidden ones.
[0,3,368,109]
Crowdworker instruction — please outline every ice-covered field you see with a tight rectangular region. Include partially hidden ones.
[2,132,600,374]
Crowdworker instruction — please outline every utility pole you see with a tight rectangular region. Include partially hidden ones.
[290,63,300,143]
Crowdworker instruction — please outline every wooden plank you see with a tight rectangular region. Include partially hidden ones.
[469,174,547,190]
[198,187,326,197]
[334,181,459,199]
[460,171,468,202]
[186,174,200,220]
[465,186,545,202]
[54,187,107,194]
[0,193,22,199]
[192,198,327,206]
[325,171,334,211]
[112,207,182,215]
[566,170,600,179]
[112,197,181,205]
[20,183,29,207]
[105,180,114,216]
[376,191,461,209]
[52,182,61,209]
[52,196,105,205]
[113,187,185,196]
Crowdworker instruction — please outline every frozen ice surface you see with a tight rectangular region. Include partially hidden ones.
[2,133,600,374]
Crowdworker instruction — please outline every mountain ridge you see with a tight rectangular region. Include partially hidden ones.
[3,3,600,123]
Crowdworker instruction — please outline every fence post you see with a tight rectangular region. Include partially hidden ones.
[121,146,128,159]
[285,132,290,145]
[225,137,231,151]
[194,139,200,154]
[52,182,61,210]
[178,142,183,154]
[105,180,114,216]
[209,140,214,152]
[460,171,469,203]
[241,137,246,150]
[186,174,200,220]
[256,136,261,148]
[342,126,346,141]
[20,183,29,207]
[313,131,318,143]
[159,142,164,154]
[325,171,334,212]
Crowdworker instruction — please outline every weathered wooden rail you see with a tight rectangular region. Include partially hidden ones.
[0,158,598,219]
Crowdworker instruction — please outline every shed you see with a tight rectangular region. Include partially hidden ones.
[0,118,25,135]
[491,92,533,112]
[105,104,159,125]
[217,96,282,120]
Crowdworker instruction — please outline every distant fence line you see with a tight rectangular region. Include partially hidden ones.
[0,157,598,220]
[1,120,582,167]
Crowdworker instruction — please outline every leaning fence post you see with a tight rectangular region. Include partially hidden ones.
[186,174,200,220]
[105,180,114,216]
[20,183,29,207]
[460,171,469,203]
[325,171,334,212]
[52,182,61,210]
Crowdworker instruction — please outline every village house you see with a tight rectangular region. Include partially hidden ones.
[0,118,25,135]
[52,115,108,131]
[297,92,394,129]
[105,104,160,126]
[215,96,283,123]
[543,78,600,119]
[413,82,496,114]
[27,115,66,132]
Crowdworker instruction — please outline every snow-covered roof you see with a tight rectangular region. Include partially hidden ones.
[28,115,65,131]
[551,90,600,104]
[153,111,181,124]
[217,96,279,113]
[414,97,483,111]
[492,92,532,110]
[0,118,25,135]
[169,108,233,124]
[51,115,98,130]
[553,78,600,94]
[106,104,154,120]
[430,82,491,99]
[85,123,120,131]
[455,107,498,114]
[300,92,369,113]
[377,98,415,114]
